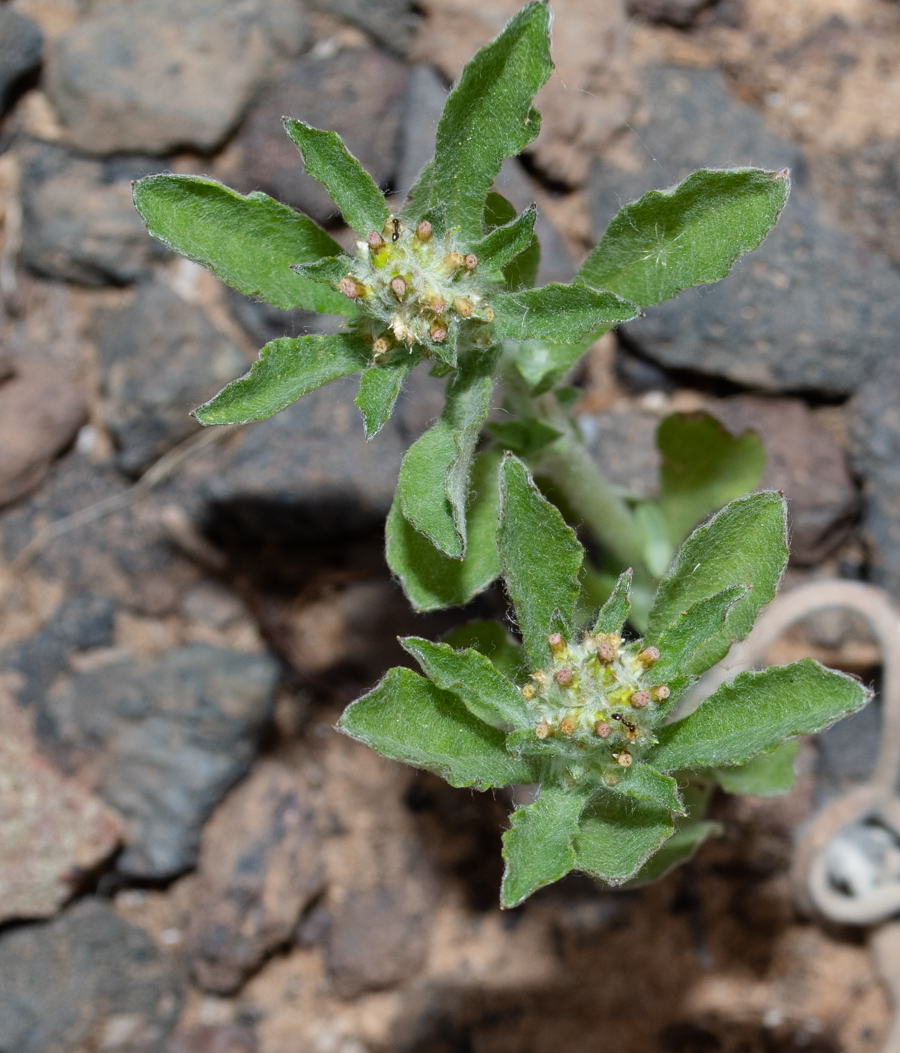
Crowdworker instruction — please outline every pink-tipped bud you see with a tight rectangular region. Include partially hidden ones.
[638,646,660,667]
[430,324,448,343]
[535,721,551,739]
[464,253,478,270]
[390,276,407,300]
[631,690,650,709]
[430,297,448,315]
[595,639,617,663]
[555,668,574,687]
[338,276,366,299]
[367,231,385,251]
[548,632,567,657]
[652,685,670,702]
[595,721,611,739]
[416,220,433,242]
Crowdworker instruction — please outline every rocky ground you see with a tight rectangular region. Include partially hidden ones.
[1,0,900,1049]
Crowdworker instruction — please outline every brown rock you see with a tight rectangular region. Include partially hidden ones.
[0,689,122,922]
[0,359,88,508]
[714,395,858,565]
[187,760,324,994]
[163,1025,257,1053]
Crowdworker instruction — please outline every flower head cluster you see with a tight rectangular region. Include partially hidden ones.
[337,216,497,360]
[515,629,672,783]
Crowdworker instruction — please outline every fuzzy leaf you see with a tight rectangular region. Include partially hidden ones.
[397,352,495,559]
[386,450,501,611]
[469,205,537,272]
[711,740,800,797]
[401,637,530,730]
[432,2,553,241]
[651,587,746,682]
[292,255,353,284]
[578,168,790,307]
[646,491,789,674]
[193,334,368,426]
[657,412,767,545]
[483,191,541,290]
[649,659,870,773]
[492,284,639,343]
[511,338,588,394]
[612,763,684,814]
[283,119,390,236]
[627,820,722,885]
[441,620,527,682]
[501,785,590,908]
[574,794,674,885]
[355,360,412,440]
[592,568,633,635]
[486,418,561,459]
[339,667,536,790]
[498,454,584,668]
[132,175,354,315]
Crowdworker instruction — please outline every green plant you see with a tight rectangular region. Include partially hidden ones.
[132,2,870,905]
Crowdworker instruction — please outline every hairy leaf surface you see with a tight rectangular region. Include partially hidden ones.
[574,795,674,885]
[355,360,412,439]
[492,284,639,343]
[711,740,800,796]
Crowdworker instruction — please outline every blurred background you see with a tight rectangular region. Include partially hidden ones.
[1,0,899,1050]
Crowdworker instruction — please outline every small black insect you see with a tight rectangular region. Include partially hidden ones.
[611,713,622,721]
[391,217,401,242]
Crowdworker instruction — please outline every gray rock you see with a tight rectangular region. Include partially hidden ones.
[0,9,42,112]
[224,285,342,348]
[186,760,323,994]
[713,395,858,565]
[161,366,445,545]
[20,141,162,286]
[41,643,279,879]
[226,47,407,226]
[626,0,712,26]
[849,369,900,597]
[163,1025,257,1053]
[0,357,89,507]
[0,452,198,615]
[0,898,184,1053]
[395,65,574,285]
[578,405,660,500]
[591,65,900,396]
[95,280,247,475]
[307,0,419,56]
[44,0,309,155]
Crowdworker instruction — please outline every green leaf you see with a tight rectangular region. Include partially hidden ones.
[649,659,870,773]
[401,636,530,730]
[193,334,369,426]
[498,454,584,668]
[292,255,353,284]
[612,763,684,814]
[400,160,435,224]
[646,491,789,674]
[651,674,695,720]
[484,191,540,290]
[657,412,767,545]
[577,168,790,308]
[339,667,536,790]
[468,205,537,273]
[626,820,722,886]
[510,339,589,394]
[651,587,746,682]
[711,740,800,797]
[634,501,675,579]
[283,119,390,237]
[574,794,674,885]
[486,418,562,459]
[132,175,355,315]
[441,620,527,683]
[397,352,495,559]
[355,359,412,440]
[385,450,501,612]
[500,785,590,908]
[592,568,632,634]
[492,284,639,343]
[432,2,553,241]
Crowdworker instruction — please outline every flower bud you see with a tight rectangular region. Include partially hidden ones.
[638,647,660,667]
[416,220,433,242]
[548,632,567,657]
[595,721,611,739]
[454,297,473,318]
[443,252,464,272]
[429,324,448,343]
[521,683,537,701]
[630,690,650,709]
[390,276,407,300]
[535,721,551,740]
[559,716,576,736]
[652,685,670,702]
[372,336,392,358]
[338,276,366,299]
[367,231,385,251]
[555,667,574,687]
[614,751,633,767]
[464,253,478,270]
